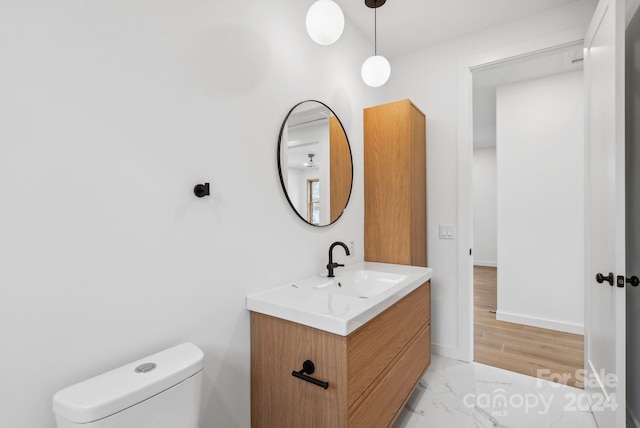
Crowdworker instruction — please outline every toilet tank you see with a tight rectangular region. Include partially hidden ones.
[53,343,204,428]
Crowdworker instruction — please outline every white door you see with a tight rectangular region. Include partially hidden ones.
[584,0,626,426]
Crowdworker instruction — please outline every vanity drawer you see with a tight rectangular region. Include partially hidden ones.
[348,324,431,428]
[346,281,430,408]
[251,313,349,428]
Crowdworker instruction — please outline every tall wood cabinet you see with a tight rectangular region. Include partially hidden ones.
[364,99,427,266]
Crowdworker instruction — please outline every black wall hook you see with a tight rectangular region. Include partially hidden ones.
[193,183,210,198]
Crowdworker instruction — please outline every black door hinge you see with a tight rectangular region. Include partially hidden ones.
[469,248,472,256]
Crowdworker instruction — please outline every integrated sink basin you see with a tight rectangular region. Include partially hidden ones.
[313,270,407,299]
[246,262,432,336]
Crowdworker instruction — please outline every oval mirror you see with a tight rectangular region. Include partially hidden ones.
[277,100,353,226]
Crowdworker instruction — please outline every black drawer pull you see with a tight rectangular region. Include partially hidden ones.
[292,360,329,390]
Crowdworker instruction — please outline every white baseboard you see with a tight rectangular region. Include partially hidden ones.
[473,260,497,267]
[495,310,584,335]
[431,343,473,363]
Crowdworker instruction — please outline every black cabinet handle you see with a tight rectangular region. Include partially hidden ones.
[628,276,640,287]
[596,272,614,286]
[292,360,329,390]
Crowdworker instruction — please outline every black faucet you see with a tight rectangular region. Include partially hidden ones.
[327,241,350,277]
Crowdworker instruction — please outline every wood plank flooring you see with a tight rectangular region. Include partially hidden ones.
[473,266,585,388]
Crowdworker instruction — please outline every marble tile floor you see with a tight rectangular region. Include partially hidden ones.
[394,354,598,428]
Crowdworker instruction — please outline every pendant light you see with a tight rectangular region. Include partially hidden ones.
[304,153,319,168]
[306,0,345,46]
[361,0,391,87]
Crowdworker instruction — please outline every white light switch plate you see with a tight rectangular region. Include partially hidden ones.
[439,224,455,240]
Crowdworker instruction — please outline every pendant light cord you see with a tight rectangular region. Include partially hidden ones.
[374,6,378,55]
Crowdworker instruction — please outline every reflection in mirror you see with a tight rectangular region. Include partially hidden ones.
[278,100,353,226]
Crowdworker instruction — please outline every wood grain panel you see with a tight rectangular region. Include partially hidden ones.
[364,100,412,264]
[364,99,426,266]
[347,282,430,408]
[329,115,352,222]
[410,103,427,267]
[348,325,431,428]
[251,313,348,428]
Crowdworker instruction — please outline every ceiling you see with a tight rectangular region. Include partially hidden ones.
[338,0,580,58]
[285,105,330,170]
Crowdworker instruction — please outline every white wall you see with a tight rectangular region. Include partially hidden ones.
[286,120,330,224]
[0,2,384,427]
[495,71,584,334]
[473,148,497,267]
[386,0,596,358]
[286,168,305,216]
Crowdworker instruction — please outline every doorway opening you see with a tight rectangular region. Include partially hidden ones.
[470,43,585,387]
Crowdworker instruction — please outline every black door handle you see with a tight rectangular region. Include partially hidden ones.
[628,276,640,287]
[596,272,614,285]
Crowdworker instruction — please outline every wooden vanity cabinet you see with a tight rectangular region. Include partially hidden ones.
[250,281,430,428]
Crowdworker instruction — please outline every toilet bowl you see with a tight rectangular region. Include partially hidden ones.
[53,342,204,428]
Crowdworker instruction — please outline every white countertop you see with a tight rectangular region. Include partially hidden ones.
[246,261,432,336]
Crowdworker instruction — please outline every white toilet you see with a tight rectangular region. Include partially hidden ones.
[52,343,204,428]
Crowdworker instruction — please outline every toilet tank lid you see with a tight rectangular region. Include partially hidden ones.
[52,342,204,424]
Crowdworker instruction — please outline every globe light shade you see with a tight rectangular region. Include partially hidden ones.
[361,55,391,87]
[306,0,345,46]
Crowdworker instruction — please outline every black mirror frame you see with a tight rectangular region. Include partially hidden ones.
[277,100,353,227]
